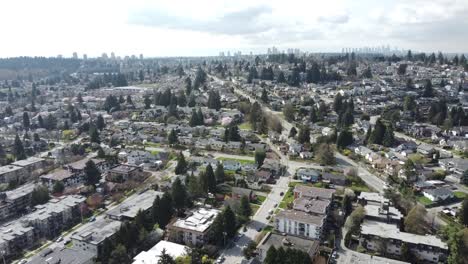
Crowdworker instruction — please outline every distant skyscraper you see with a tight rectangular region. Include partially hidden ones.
[111,52,115,59]
[102,53,108,59]
[139,54,143,60]
[227,51,231,57]
[57,54,63,58]
[219,52,225,57]
[72,52,78,59]
[83,54,87,60]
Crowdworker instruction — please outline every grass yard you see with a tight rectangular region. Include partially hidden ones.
[239,122,252,130]
[216,156,255,165]
[255,195,267,205]
[251,204,260,215]
[417,195,434,206]
[454,191,467,199]
[279,188,294,209]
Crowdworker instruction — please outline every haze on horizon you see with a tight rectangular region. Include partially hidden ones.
[1,0,468,58]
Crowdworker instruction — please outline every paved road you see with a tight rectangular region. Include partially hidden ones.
[221,176,290,264]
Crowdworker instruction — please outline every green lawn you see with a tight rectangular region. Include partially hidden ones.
[216,157,255,165]
[454,191,467,199]
[417,195,434,206]
[251,204,260,215]
[279,188,294,209]
[254,195,267,205]
[239,122,252,130]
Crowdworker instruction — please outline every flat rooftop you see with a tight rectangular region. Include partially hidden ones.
[132,240,188,264]
[294,185,335,200]
[364,204,403,221]
[293,197,330,215]
[28,247,94,264]
[40,169,74,181]
[361,220,448,249]
[106,190,163,220]
[276,210,325,226]
[71,217,121,245]
[5,182,36,201]
[171,207,220,233]
[342,251,410,264]
[24,195,86,222]
[0,165,24,174]
[11,157,45,167]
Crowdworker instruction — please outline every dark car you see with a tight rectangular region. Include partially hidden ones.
[280,192,284,196]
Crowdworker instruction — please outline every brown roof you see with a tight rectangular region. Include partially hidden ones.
[40,169,73,181]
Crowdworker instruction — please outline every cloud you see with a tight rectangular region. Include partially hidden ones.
[318,14,350,24]
[129,5,274,35]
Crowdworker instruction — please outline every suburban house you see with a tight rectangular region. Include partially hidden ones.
[321,172,346,185]
[222,160,242,171]
[231,187,256,201]
[422,188,454,202]
[296,168,320,182]
[132,240,188,264]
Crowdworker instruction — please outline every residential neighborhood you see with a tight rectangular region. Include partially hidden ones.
[0,5,468,263]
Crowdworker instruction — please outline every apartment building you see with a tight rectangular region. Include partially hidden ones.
[0,183,35,222]
[167,207,220,246]
[275,210,325,240]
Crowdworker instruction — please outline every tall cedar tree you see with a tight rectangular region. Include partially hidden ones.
[84,159,101,185]
[174,152,187,175]
[215,163,225,183]
[205,164,217,193]
[13,134,26,160]
[168,129,178,145]
[172,178,187,211]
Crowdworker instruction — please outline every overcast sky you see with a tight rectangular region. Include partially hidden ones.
[1,0,467,58]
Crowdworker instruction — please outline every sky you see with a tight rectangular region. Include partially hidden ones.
[1,0,467,58]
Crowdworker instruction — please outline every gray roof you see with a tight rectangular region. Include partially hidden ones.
[257,232,319,258]
[11,157,45,167]
[423,187,453,197]
[276,210,325,226]
[28,247,95,264]
[294,185,335,200]
[361,220,447,249]
[293,197,330,215]
[71,217,121,246]
[106,190,163,220]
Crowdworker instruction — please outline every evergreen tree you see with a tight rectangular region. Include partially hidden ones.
[223,206,237,237]
[157,249,176,264]
[172,178,187,211]
[336,129,353,148]
[205,164,217,193]
[215,163,225,183]
[382,124,395,147]
[126,95,133,105]
[289,127,297,138]
[31,185,50,206]
[144,94,152,109]
[53,181,65,194]
[197,108,204,125]
[423,79,434,97]
[369,119,386,145]
[185,77,192,95]
[240,195,252,218]
[255,149,266,168]
[168,129,178,145]
[297,126,311,144]
[174,152,187,175]
[334,93,343,113]
[13,134,26,160]
[108,244,130,264]
[96,115,105,130]
[459,198,468,226]
[84,159,101,185]
[276,71,286,83]
[208,90,222,110]
[282,103,295,122]
[261,88,268,103]
[23,112,30,129]
[189,109,199,127]
[89,126,100,144]
[264,246,277,264]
